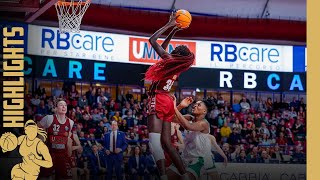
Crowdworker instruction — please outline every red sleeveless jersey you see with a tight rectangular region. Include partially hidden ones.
[149,74,180,94]
[47,115,71,153]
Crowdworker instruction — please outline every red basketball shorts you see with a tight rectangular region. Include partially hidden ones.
[39,152,72,179]
[149,93,175,122]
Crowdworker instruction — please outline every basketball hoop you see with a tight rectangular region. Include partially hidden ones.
[55,0,91,33]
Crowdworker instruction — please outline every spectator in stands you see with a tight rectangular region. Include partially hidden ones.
[101,109,109,119]
[52,84,63,98]
[124,111,135,129]
[25,107,34,121]
[31,94,41,107]
[276,132,287,146]
[265,97,273,113]
[232,100,241,113]
[298,106,306,119]
[122,102,132,116]
[217,95,225,108]
[215,143,232,162]
[273,98,281,111]
[259,122,270,138]
[74,147,90,180]
[92,108,103,124]
[78,95,88,108]
[86,87,95,106]
[47,100,55,115]
[102,117,111,130]
[233,119,242,133]
[94,121,105,139]
[117,89,127,105]
[119,119,129,132]
[226,117,233,127]
[132,104,140,114]
[259,134,271,146]
[247,146,260,163]
[123,145,133,157]
[270,125,277,140]
[136,113,147,126]
[88,144,107,178]
[108,99,117,113]
[69,111,77,123]
[79,131,86,141]
[270,145,283,162]
[95,88,102,97]
[299,97,306,110]
[41,93,49,103]
[128,146,148,180]
[87,133,100,147]
[69,85,79,99]
[218,114,226,128]
[104,88,112,100]
[230,145,241,162]
[290,97,299,110]
[229,128,241,145]
[36,100,49,115]
[97,92,108,104]
[292,118,305,136]
[250,97,259,111]
[126,91,133,101]
[289,106,298,118]
[240,96,251,112]
[112,111,123,124]
[269,113,279,125]
[104,121,128,180]
[236,150,247,163]
[257,98,266,112]
[241,123,251,139]
[259,150,271,163]
[247,130,259,146]
[291,146,305,164]
[220,122,232,143]
[82,106,92,126]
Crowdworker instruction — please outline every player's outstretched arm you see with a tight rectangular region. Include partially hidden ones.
[177,97,193,111]
[72,133,82,151]
[149,12,178,59]
[161,26,181,50]
[208,134,228,166]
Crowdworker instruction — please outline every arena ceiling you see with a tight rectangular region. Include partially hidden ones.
[0,0,306,44]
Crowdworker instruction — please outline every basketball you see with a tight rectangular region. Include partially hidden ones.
[175,9,192,28]
[0,132,18,153]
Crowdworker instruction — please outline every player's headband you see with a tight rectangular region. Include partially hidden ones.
[25,120,37,128]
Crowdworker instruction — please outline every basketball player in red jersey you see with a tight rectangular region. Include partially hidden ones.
[38,98,75,180]
[145,12,195,180]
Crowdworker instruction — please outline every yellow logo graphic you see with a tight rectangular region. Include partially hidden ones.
[0,120,53,180]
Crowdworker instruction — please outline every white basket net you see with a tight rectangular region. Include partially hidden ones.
[55,0,91,33]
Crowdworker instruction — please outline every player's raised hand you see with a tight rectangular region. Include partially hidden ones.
[167,11,179,27]
[173,24,188,31]
[180,97,194,108]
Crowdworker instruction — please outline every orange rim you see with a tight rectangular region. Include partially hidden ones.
[56,0,90,6]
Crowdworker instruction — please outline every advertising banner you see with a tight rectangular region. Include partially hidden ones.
[210,163,305,180]
[24,55,148,86]
[27,25,306,72]
[179,68,306,92]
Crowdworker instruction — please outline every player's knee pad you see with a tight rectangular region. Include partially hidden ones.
[149,133,165,162]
